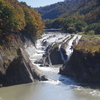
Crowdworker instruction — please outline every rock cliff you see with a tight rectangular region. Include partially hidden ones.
[60,49,100,83]
[0,34,47,87]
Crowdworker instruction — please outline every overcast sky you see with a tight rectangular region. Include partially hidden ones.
[18,0,64,8]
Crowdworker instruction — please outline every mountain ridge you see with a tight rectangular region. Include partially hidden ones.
[36,0,100,24]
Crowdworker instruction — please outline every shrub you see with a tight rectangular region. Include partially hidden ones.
[67,27,76,33]
[86,23,100,34]
[75,20,87,32]
[87,30,95,35]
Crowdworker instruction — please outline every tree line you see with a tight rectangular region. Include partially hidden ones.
[43,0,100,35]
[0,0,44,43]
[44,17,100,35]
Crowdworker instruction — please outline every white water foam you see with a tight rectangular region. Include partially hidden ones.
[59,34,82,62]
[25,33,82,70]
[43,79,61,85]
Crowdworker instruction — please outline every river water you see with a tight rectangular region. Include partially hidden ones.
[0,32,100,100]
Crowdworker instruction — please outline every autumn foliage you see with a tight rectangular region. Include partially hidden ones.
[75,35,100,55]
[0,0,44,40]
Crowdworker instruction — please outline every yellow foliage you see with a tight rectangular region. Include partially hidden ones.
[0,0,44,38]
[75,35,100,55]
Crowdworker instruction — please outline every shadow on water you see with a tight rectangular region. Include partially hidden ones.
[58,73,100,90]
[79,83,100,90]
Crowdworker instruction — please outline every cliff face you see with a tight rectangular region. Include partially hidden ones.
[0,34,47,87]
[60,49,100,83]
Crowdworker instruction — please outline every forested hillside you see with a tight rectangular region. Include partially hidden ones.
[37,0,100,23]
[63,0,100,24]
[36,2,71,19]
[0,0,46,86]
[37,0,100,35]
[0,0,44,43]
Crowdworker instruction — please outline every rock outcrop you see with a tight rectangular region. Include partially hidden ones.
[40,44,64,67]
[3,48,47,86]
[60,49,100,83]
[0,35,47,87]
[49,47,64,65]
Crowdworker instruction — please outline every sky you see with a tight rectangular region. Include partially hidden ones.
[18,0,64,8]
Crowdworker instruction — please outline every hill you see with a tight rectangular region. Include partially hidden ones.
[36,0,100,24]
[36,0,76,19]
[37,0,100,35]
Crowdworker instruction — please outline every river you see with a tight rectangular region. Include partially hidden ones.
[0,32,100,100]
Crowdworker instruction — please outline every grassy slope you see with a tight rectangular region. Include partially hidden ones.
[75,35,100,55]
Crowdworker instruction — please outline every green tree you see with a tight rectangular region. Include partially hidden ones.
[86,23,100,34]
[20,3,44,38]
[0,0,44,40]
[86,30,95,35]
[62,20,76,33]
[0,0,26,34]
[67,27,76,33]
[75,20,87,32]
[0,0,14,33]
[44,19,53,29]
[51,18,65,29]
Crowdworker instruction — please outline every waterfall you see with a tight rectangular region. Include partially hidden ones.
[59,34,82,62]
[25,42,36,56]
[26,33,82,66]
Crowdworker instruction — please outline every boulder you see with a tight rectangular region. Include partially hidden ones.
[50,47,64,65]
[1,48,47,86]
[42,46,64,66]
[60,49,100,83]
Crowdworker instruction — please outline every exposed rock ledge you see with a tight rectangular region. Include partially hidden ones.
[38,44,64,67]
[0,35,47,87]
[60,49,100,83]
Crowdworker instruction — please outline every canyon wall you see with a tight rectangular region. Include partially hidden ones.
[0,34,47,87]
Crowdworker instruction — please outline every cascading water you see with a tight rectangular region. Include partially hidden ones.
[60,34,82,62]
[33,32,82,64]
[25,32,82,85]
[29,32,79,85]
[0,32,100,100]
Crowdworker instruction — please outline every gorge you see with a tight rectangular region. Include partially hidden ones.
[0,0,100,100]
[0,32,100,100]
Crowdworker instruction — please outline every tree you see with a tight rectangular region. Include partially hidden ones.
[0,0,26,34]
[0,0,44,40]
[85,23,100,35]
[51,18,66,29]
[0,0,15,33]
[75,20,87,32]
[67,27,76,33]
[20,2,44,38]
[86,30,95,35]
